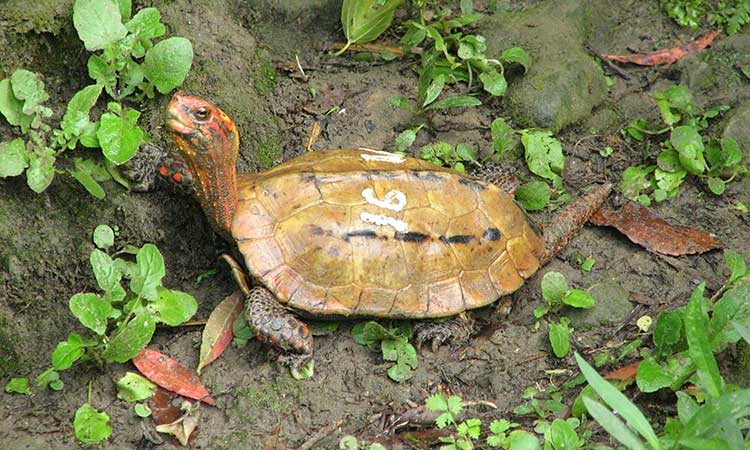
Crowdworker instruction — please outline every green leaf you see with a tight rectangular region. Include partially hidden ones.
[676,391,699,423]
[389,95,413,111]
[93,224,115,249]
[563,289,596,309]
[340,0,404,51]
[60,84,103,138]
[70,168,106,199]
[500,47,532,72]
[575,353,661,450]
[426,96,482,110]
[125,7,165,40]
[26,151,56,192]
[635,358,673,393]
[521,130,564,186]
[544,419,580,450]
[352,321,391,346]
[0,138,29,177]
[422,74,446,107]
[426,393,449,412]
[654,309,683,355]
[115,0,131,20]
[720,137,742,167]
[515,181,550,211]
[90,249,125,300]
[387,360,416,382]
[0,78,33,131]
[97,108,143,165]
[73,403,112,444]
[671,126,706,175]
[541,271,568,303]
[5,377,31,395]
[116,372,156,402]
[685,283,724,398]
[87,55,117,94]
[102,312,156,363]
[549,320,571,358]
[490,117,516,157]
[152,288,198,326]
[508,430,540,450]
[707,177,725,195]
[724,249,746,283]
[710,285,750,348]
[52,334,85,371]
[142,37,194,94]
[10,69,50,115]
[395,128,418,152]
[35,368,60,389]
[69,293,112,335]
[130,244,165,301]
[73,0,127,51]
[582,397,649,450]
[134,403,151,417]
[479,69,507,96]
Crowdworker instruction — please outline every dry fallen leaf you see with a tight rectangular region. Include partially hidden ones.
[603,360,641,381]
[603,31,719,66]
[197,291,244,374]
[591,201,723,256]
[155,400,200,446]
[133,349,215,404]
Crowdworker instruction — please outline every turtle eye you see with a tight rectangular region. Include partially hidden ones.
[194,107,210,121]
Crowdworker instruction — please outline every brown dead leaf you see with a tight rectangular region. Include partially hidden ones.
[155,400,200,446]
[149,387,182,426]
[591,201,723,256]
[603,360,641,381]
[197,291,244,374]
[133,349,215,404]
[603,31,719,66]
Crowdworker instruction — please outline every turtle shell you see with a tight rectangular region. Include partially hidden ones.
[232,149,543,318]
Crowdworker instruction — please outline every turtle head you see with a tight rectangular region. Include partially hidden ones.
[166,93,239,237]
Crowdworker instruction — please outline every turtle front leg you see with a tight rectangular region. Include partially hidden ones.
[121,144,194,193]
[245,286,313,378]
[414,313,475,352]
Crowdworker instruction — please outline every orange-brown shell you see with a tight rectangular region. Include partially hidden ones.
[232,149,543,318]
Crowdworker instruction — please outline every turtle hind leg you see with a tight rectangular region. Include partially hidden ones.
[541,183,612,265]
[245,286,313,378]
[414,313,475,352]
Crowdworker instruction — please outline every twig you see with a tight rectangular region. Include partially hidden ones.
[299,418,346,450]
[587,45,631,80]
[329,42,405,56]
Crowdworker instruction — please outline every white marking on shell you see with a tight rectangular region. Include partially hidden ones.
[359,148,405,164]
[361,188,406,212]
[360,212,408,233]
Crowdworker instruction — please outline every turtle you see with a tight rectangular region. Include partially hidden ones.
[164,92,611,377]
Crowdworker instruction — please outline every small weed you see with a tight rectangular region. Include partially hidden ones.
[620,85,743,204]
[419,141,479,172]
[352,321,417,382]
[0,0,192,196]
[339,435,387,450]
[663,0,750,34]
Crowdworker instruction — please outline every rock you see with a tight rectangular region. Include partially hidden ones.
[567,282,633,330]
[480,0,608,132]
[722,100,750,162]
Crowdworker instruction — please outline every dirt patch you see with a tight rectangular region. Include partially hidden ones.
[2,0,750,448]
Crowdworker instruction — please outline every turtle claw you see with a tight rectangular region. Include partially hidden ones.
[414,314,475,352]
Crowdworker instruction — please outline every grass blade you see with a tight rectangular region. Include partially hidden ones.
[575,353,661,450]
[685,284,724,398]
[583,397,649,450]
[732,320,750,345]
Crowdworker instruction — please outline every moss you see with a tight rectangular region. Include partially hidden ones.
[254,49,278,96]
[738,339,750,388]
[257,135,283,169]
[0,317,21,377]
[0,0,74,34]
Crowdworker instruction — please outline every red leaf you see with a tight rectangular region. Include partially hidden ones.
[604,360,640,381]
[603,31,719,66]
[591,201,723,256]
[133,349,215,405]
[198,291,244,374]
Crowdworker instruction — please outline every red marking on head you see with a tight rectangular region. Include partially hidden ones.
[172,172,183,183]
[158,165,169,177]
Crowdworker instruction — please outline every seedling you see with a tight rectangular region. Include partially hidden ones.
[338,435,387,450]
[419,141,479,172]
[73,383,112,445]
[663,0,750,34]
[351,321,417,382]
[620,85,743,204]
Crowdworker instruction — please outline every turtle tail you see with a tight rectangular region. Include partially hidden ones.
[540,183,612,266]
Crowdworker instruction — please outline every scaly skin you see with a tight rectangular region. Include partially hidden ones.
[165,92,611,372]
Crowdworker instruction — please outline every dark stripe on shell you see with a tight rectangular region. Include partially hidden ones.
[440,235,474,244]
[342,230,379,240]
[482,228,502,241]
[394,231,429,243]
[458,177,486,191]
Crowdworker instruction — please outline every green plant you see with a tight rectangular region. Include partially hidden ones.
[47,225,197,375]
[427,394,482,449]
[0,0,192,196]
[73,384,112,445]
[620,85,742,204]
[337,0,405,55]
[390,3,530,113]
[663,0,750,34]
[536,271,595,358]
[486,419,541,449]
[339,435,388,450]
[4,377,31,395]
[352,321,417,382]
[419,141,479,172]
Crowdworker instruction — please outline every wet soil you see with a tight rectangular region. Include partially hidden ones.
[2,0,750,449]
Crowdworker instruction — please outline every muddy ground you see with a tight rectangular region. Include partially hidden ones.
[1,0,750,448]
